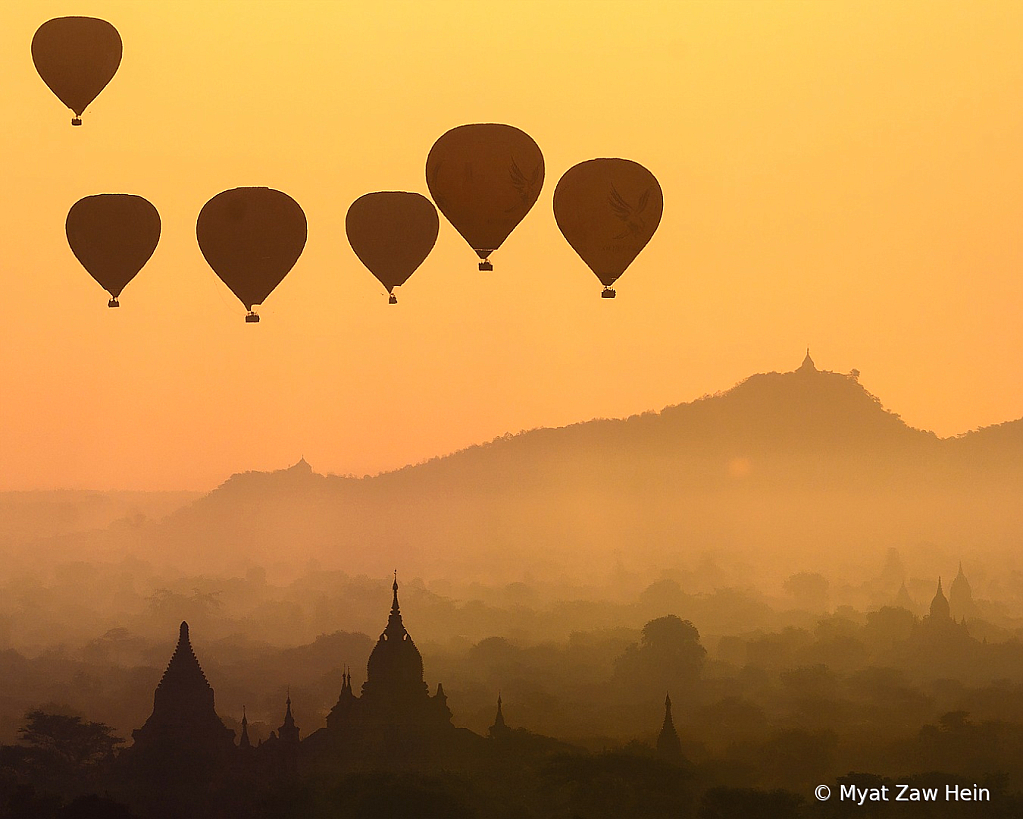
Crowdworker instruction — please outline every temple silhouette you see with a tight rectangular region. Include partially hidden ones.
[919,575,970,637]
[657,693,683,760]
[14,547,1002,817]
[121,558,981,801]
[302,572,472,770]
[130,621,236,758]
[949,562,978,620]
[120,573,682,808]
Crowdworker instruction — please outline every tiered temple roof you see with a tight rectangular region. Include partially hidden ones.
[130,621,235,755]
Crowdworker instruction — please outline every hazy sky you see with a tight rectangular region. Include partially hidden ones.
[2,0,1022,491]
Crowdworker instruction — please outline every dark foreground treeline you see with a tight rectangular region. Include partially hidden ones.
[4,555,1023,816]
[4,609,1023,816]
[3,720,1023,819]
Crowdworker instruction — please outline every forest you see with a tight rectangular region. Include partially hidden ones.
[2,549,1023,817]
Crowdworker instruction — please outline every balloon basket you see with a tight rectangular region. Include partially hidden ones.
[71,117,82,126]
[478,260,493,272]
[388,294,398,304]
[107,298,119,308]
[245,312,260,323]
[601,288,616,299]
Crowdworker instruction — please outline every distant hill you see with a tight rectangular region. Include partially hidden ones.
[130,352,1022,583]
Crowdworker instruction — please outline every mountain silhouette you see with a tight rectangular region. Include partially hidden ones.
[5,356,1010,581]
[130,355,1021,581]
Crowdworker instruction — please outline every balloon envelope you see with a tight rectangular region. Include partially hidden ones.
[196,188,307,312]
[346,192,439,294]
[32,17,121,121]
[66,194,161,301]
[553,159,663,288]
[426,123,544,262]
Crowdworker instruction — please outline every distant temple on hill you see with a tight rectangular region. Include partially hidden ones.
[795,347,861,380]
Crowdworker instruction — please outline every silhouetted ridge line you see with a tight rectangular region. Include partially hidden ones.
[188,352,1015,496]
[141,352,1022,579]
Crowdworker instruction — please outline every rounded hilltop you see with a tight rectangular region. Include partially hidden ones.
[639,349,937,453]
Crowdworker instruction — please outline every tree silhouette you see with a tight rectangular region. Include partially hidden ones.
[18,710,122,770]
[783,572,829,611]
[0,711,123,813]
[614,615,706,696]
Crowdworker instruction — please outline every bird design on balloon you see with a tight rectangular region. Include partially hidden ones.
[554,158,663,298]
[508,159,543,211]
[427,123,545,272]
[609,184,654,240]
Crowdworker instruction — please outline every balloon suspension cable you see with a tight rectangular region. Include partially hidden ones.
[245,311,260,323]
[107,298,119,308]
[71,116,82,126]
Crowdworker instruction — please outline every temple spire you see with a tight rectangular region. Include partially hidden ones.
[895,581,915,612]
[657,693,683,760]
[239,706,251,749]
[929,577,951,620]
[489,692,509,738]
[325,665,357,730]
[279,688,299,744]
[799,348,816,372]
[153,620,214,705]
[949,561,975,620]
[381,570,409,641]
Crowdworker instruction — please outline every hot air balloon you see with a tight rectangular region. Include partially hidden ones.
[196,188,307,322]
[66,194,161,307]
[426,123,543,271]
[346,192,438,304]
[32,17,122,126]
[553,159,663,298]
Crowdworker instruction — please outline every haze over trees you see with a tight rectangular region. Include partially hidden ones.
[4,357,1021,589]
[2,358,1022,816]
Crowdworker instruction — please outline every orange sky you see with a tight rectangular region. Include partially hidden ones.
[2,0,1022,491]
